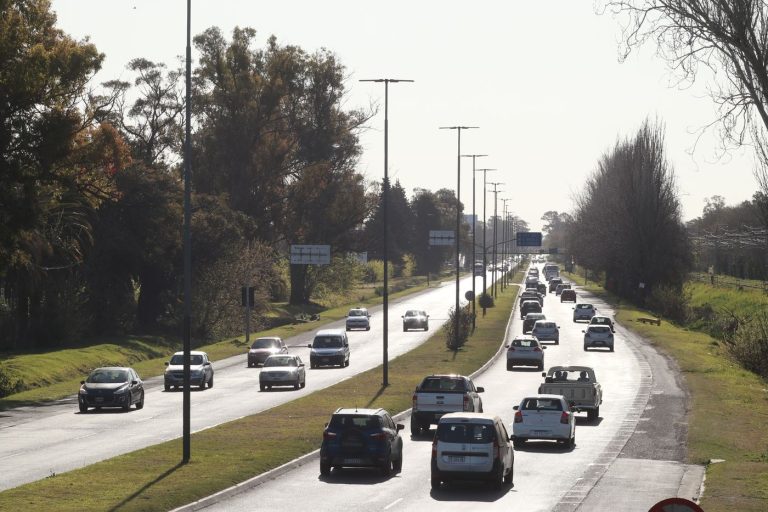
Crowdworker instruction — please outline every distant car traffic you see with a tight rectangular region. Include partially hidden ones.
[79,367,144,413]
[431,412,514,490]
[402,309,429,331]
[247,337,287,367]
[531,320,560,344]
[573,303,597,322]
[512,394,576,448]
[259,354,306,391]
[560,289,577,302]
[506,335,546,370]
[583,325,615,351]
[320,407,404,476]
[164,351,214,391]
[345,307,371,331]
[555,283,571,295]
[549,278,563,293]
[308,329,350,368]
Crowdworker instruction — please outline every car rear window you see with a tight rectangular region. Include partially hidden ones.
[313,336,342,348]
[536,322,556,329]
[512,338,537,347]
[437,422,495,443]
[521,398,563,411]
[589,326,611,334]
[329,414,381,429]
[577,304,593,309]
[420,377,466,392]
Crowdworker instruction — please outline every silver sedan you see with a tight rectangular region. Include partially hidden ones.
[259,355,306,391]
[505,335,546,370]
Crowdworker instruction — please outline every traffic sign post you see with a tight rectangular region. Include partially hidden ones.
[516,231,542,247]
[429,230,455,246]
[290,245,331,265]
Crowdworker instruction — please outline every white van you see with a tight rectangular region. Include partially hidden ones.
[431,412,514,490]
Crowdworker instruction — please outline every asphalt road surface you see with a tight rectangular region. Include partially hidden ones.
[0,270,503,491]
[195,269,703,512]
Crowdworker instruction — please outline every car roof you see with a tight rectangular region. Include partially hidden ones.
[172,351,207,356]
[521,394,566,401]
[316,328,345,336]
[513,335,538,341]
[255,336,281,341]
[92,366,132,371]
[439,412,498,423]
[333,407,385,416]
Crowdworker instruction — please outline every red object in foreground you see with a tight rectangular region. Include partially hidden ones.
[648,497,704,512]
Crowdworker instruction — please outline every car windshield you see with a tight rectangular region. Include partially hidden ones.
[521,398,563,411]
[252,338,279,349]
[421,377,466,392]
[313,336,342,348]
[437,422,494,443]
[348,310,365,317]
[329,414,381,429]
[87,369,130,383]
[169,354,203,365]
[264,356,296,367]
[404,310,419,317]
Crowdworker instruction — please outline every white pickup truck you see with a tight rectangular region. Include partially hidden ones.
[537,366,602,421]
[410,374,484,436]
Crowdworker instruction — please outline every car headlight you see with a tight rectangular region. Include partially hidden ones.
[113,384,129,394]
[79,385,88,394]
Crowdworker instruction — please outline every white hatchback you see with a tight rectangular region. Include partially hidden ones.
[512,394,576,448]
[583,325,615,351]
[431,412,514,490]
[506,335,546,371]
[573,303,597,322]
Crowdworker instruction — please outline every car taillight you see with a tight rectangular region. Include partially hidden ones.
[508,346,515,351]
[533,347,542,352]
[560,411,570,424]
[463,394,471,411]
[412,393,417,410]
[323,431,337,440]
[369,432,387,441]
[514,411,523,423]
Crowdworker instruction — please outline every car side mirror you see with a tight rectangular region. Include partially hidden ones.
[131,380,138,385]
[505,344,509,348]
[476,386,485,393]
[205,362,211,366]
[582,330,585,333]
[401,316,404,319]
[396,424,405,431]
[513,405,519,410]
[80,380,85,385]
[164,361,170,366]
[307,343,312,349]
[542,346,547,350]
[541,371,547,377]
[299,363,305,367]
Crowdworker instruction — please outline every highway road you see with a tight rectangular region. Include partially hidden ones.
[195,266,699,512]
[0,270,503,492]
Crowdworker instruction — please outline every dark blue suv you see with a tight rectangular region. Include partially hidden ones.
[320,408,404,477]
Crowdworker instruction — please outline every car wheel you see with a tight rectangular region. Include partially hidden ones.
[504,463,514,485]
[123,392,132,411]
[294,378,300,390]
[366,326,370,331]
[260,383,266,391]
[410,419,421,437]
[380,452,392,477]
[136,392,144,410]
[610,345,615,352]
[492,462,504,490]
[320,461,331,476]
[513,438,525,448]
[583,345,588,351]
[344,357,349,367]
[403,326,407,332]
[310,361,317,369]
[393,452,403,473]
[78,402,88,413]
[301,378,306,388]
[506,361,513,371]
[208,375,214,388]
[537,362,544,371]
[199,377,206,390]
[425,324,429,331]
[164,383,170,392]
[431,474,441,490]
[555,339,559,345]
[569,434,576,448]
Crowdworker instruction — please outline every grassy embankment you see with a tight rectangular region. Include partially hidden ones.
[0,273,522,512]
[0,274,440,410]
[563,271,768,512]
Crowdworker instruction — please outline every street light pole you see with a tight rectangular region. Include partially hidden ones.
[360,78,413,387]
[440,126,478,347]
[474,168,496,315]
[489,182,503,298]
[501,198,511,291]
[182,0,192,464]
[461,154,487,330]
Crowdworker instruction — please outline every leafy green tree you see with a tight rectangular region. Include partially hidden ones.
[364,179,413,267]
[410,189,446,274]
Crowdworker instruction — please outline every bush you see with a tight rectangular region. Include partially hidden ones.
[365,260,394,283]
[478,292,494,309]
[722,312,768,378]
[0,366,25,399]
[399,254,416,278]
[646,284,690,322]
[445,304,474,351]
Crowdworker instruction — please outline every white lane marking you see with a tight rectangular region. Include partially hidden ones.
[384,498,403,510]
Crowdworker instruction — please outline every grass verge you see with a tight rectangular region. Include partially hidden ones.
[0,273,448,410]
[0,273,522,511]
[564,271,768,512]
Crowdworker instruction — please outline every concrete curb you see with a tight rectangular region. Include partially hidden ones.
[172,269,524,512]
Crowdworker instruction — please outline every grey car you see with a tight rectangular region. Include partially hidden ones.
[506,335,546,370]
[531,320,560,344]
[259,354,306,391]
[402,309,429,331]
[78,367,144,413]
[164,351,214,390]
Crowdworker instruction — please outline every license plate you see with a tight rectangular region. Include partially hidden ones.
[447,455,465,463]
[531,430,549,437]
[321,358,329,362]
[344,458,364,464]
[95,397,104,403]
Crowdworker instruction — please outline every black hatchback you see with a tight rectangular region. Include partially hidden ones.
[320,408,404,477]
[78,367,144,413]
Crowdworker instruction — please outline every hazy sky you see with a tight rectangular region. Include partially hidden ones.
[52,0,756,232]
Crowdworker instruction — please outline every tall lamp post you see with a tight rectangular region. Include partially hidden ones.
[489,182,503,298]
[475,168,496,314]
[181,0,192,463]
[440,126,478,347]
[461,154,487,330]
[501,198,511,291]
[360,78,413,386]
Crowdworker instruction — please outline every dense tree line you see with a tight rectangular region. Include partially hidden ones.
[564,120,691,302]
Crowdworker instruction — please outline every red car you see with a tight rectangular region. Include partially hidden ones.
[560,289,577,302]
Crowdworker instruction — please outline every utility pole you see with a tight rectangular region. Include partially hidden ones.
[475,169,496,315]
[360,78,413,386]
[440,126,478,348]
[489,182,503,298]
[461,154,487,330]
[501,198,511,291]
[182,0,192,464]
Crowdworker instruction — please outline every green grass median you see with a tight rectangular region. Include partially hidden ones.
[0,274,443,410]
[0,274,522,511]
[563,271,768,512]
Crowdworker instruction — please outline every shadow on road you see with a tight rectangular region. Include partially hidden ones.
[430,479,515,502]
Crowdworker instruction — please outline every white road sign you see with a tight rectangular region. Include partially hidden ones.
[290,245,331,265]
